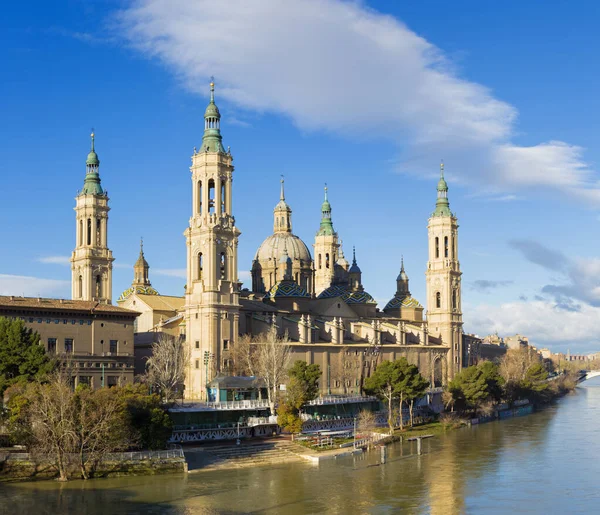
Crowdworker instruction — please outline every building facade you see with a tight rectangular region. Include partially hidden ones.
[176,83,465,400]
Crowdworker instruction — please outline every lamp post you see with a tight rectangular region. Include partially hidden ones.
[204,350,213,401]
[101,363,105,388]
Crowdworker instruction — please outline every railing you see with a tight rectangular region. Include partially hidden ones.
[247,415,278,426]
[306,395,378,406]
[0,448,184,462]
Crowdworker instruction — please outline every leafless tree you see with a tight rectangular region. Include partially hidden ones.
[73,387,129,479]
[23,371,77,481]
[357,409,377,434]
[231,333,258,377]
[499,348,541,383]
[145,333,189,403]
[254,325,291,415]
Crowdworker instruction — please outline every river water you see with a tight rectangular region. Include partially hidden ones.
[2,380,600,514]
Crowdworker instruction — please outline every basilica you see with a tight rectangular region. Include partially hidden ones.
[70,82,463,400]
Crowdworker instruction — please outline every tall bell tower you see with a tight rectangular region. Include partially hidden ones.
[184,81,241,400]
[70,132,114,304]
[425,163,463,380]
[313,185,339,295]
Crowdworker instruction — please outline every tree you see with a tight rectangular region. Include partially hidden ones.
[231,333,259,377]
[400,362,430,427]
[0,317,54,395]
[448,361,503,413]
[145,333,189,403]
[277,361,322,432]
[363,360,402,433]
[254,325,291,415]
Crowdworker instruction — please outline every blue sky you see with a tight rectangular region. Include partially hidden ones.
[2,0,600,352]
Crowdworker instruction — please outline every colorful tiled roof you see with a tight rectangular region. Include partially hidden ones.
[317,285,376,304]
[265,281,310,299]
[384,295,423,311]
[118,285,159,302]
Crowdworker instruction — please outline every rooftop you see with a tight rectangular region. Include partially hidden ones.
[0,296,139,316]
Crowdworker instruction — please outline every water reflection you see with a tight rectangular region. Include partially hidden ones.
[3,386,600,514]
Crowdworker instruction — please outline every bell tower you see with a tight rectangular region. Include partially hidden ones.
[70,131,114,304]
[313,185,339,295]
[184,81,241,400]
[425,162,463,380]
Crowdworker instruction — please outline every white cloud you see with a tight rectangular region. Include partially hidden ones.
[154,268,186,279]
[466,300,600,352]
[116,0,599,202]
[37,256,70,265]
[0,274,70,298]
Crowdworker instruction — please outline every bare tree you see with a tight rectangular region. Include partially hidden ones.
[499,348,540,383]
[145,333,189,403]
[255,325,291,415]
[232,333,258,377]
[23,371,77,481]
[73,387,129,479]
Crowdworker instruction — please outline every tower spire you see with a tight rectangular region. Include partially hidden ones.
[433,160,452,217]
[81,131,103,195]
[201,78,225,153]
[317,183,334,236]
[280,175,285,201]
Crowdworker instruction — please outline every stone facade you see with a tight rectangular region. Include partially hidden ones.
[0,296,137,388]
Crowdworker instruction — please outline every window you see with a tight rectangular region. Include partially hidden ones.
[80,320,84,325]
[107,376,118,388]
[435,237,439,258]
[223,339,230,351]
[109,340,118,354]
[78,275,83,298]
[63,319,68,325]
[325,253,330,269]
[195,340,200,349]
[37,318,42,323]
[198,180,203,214]
[221,180,226,214]
[208,179,215,214]
[197,253,203,280]
[318,254,322,270]
[220,252,226,280]
[64,338,73,353]
[444,236,449,258]
[46,319,51,324]
[54,319,59,324]
[28,317,33,323]
[48,338,57,353]
[96,275,102,298]
[87,320,92,326]
[223,358,232,370]
[195,359,200,369]
[79,376,91,387]
[452,289,457,310]
[87,218,91,245]
[71,320,76,325]
[436,292,441,309]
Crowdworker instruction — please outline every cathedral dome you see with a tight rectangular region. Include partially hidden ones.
[317,284,376,304]
[383,295,422,311]
[255,233,312,265]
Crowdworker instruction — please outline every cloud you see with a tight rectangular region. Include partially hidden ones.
[509,239,569,272]
[510,239,600,308]
[153,268,186,279]
[466,299,600,351]
[469,279,513,293]
[0,274,70,298]
[115,0,599,202]
[37,256,71,265]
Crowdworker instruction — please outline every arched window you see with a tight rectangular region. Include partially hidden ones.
[452,289,457,310]
[198,180,203,214]
[78,275,83,298]
[444,236,449,258]
[221,180,226,214]
[220,252,226,280]
[79,220,83,246]
[197,253,203,280]
[436,291,441,309]
[281,216,284,227]
[318,254,322,270]
[325,253,330,269]
[208,179,215,214]
[435,237,439,258]
[87,218,92,246]
[96,218,102,246]
[96,275,102,298]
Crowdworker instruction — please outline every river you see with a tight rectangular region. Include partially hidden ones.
[2,380,600,514]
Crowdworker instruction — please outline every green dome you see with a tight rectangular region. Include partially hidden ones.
[86,150,99,166]
[437,176,448,191]
[204,101,220,118]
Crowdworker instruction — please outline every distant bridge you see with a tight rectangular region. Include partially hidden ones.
[577,370,600,383]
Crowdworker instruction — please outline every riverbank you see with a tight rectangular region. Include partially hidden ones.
[0,450,186,483]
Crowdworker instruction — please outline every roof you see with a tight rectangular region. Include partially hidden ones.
[208,374,266,389]
[265,281,311,299]
[118,285,159,302]
[0,296,139,316]
[317,285,376,305]
[383,295,423,311]
[135,294,185,312]
[239,298,279,313]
